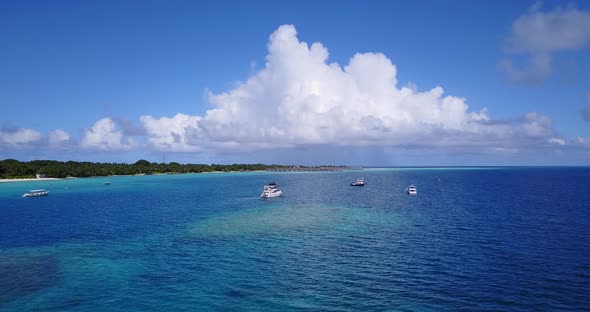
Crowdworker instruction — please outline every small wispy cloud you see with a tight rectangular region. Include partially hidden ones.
[582,93,590,122]
[498,3,590,84]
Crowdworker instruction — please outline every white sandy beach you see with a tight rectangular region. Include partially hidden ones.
[0,178,62,183]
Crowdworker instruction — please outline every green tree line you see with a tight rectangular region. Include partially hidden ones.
[0,159,284,179]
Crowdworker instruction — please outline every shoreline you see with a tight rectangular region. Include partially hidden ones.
[0,177,63,183]
[0,170,270,183]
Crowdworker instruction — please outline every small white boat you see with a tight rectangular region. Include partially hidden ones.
[406,185,417,195]
[351,177,365,186]
[104,181,111,185]
[260,182,283,198]
[22,189,49,197]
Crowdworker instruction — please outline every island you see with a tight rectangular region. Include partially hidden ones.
[0,159,356,181]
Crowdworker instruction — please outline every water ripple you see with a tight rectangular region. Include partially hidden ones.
[1,168,589,311]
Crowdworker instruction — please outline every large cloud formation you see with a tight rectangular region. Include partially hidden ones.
[141,25,556,152]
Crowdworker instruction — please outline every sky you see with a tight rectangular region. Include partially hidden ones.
[1,0,590,166]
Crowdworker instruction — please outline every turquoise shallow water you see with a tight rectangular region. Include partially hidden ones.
[1,168,590,311]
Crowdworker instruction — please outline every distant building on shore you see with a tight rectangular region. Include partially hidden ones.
[266,166,359,172]
[36,174,47,179]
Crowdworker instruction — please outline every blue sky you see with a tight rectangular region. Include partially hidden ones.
[1,0,590,165]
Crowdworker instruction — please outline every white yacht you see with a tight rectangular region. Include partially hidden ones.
[260,182,283,198]
[406,185,417,195]
[351,177,365,186]
[22,189,49,197]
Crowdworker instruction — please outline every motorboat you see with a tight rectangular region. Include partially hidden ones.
[104,181,111,185]
[350,177,365,186]
[22,189,49,197]
[406,185,417,195]
[260,182,283,198]
[261,188,283,198]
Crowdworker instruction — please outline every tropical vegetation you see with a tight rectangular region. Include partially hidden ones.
[0,159,283,179]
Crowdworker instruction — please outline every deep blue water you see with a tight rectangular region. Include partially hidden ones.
[1,168,589,311]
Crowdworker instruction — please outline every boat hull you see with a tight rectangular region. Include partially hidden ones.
[351,178,365,186]
[22,192,49,197]
[260,190,283,198]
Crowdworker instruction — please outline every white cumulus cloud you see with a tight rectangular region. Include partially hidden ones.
[48,129,72,147]
[140,113,202,152]
[0,128,42,146]
[140,24,559,153]
[499,4,590,83]
[81,118,135,151]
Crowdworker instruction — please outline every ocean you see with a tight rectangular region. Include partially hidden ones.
[1,168,589,311]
